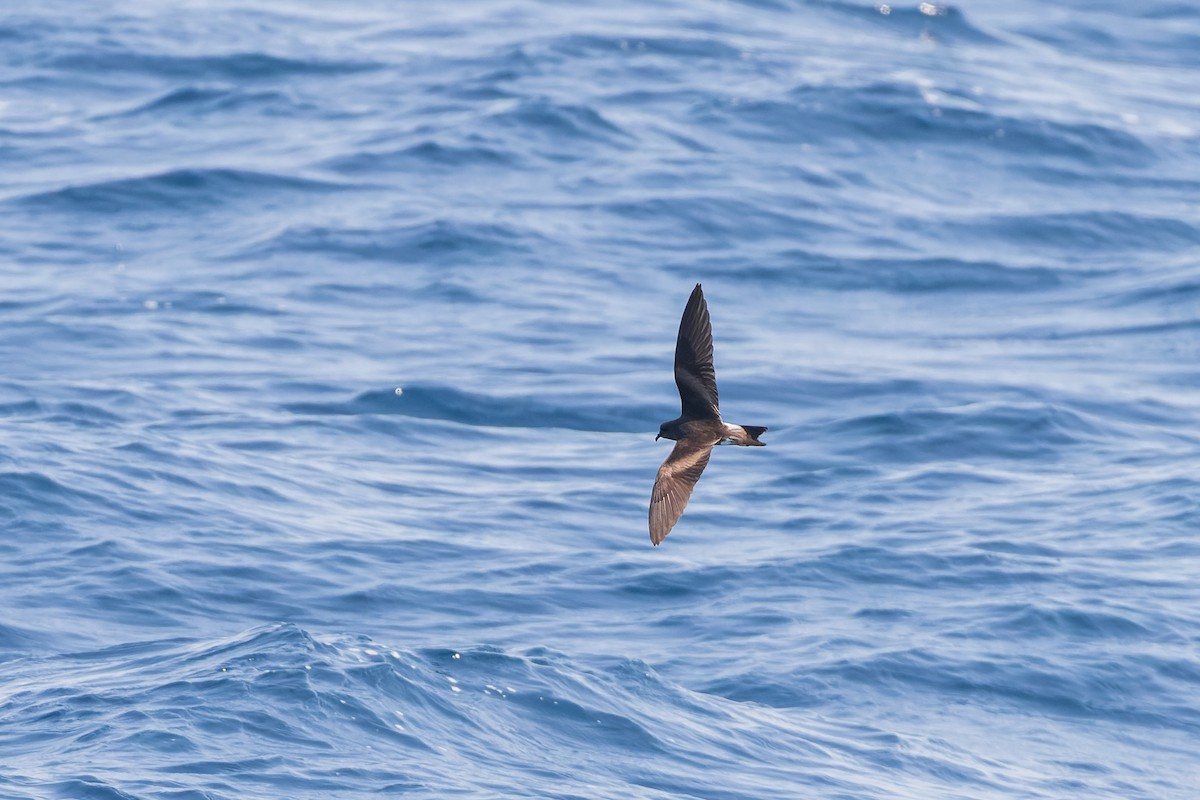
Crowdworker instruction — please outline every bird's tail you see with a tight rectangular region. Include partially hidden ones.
[741,425,768,444]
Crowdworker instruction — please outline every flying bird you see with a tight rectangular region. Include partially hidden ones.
[650,283,767,545]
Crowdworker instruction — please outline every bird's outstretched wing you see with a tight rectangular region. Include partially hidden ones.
[674,283,719,420]
[649,438,715,545]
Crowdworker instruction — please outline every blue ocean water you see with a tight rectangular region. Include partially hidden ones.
[2,1,1199,797]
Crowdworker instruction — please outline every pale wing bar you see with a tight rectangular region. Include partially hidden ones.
[649,439,715,545]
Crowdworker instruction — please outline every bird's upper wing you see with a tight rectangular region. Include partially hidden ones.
[649,438,715,545]
[674,283,720,420]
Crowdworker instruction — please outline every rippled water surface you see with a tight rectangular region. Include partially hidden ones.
[2,1,1199,798]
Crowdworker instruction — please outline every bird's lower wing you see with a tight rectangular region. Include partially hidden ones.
[649,440,715,546]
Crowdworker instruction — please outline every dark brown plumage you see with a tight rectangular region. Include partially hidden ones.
[650,284,766,545]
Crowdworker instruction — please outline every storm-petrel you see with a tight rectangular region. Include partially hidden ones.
[650,283,767,545]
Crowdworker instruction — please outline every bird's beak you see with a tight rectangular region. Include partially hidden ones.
[655,433,661,441]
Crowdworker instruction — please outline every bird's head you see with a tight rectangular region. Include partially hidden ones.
[656,422,677,442]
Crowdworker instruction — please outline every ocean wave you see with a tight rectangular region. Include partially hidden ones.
[1,625,1021,798]
[95,86,304,121]
[679,251,1067,292]
[46,50,378,80]
[240,220,534,263]
[15,168,351,214]
[320,141,518,175]
[487,97,632,147]
[284,386,653,433]
[821,1,1004,46]
[827,401,1101,462]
